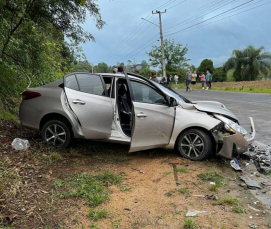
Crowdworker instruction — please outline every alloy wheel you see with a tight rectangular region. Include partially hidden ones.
[180,133,205,158]
[45,124,67,146]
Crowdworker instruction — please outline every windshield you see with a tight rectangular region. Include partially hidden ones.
[152,81,191,103]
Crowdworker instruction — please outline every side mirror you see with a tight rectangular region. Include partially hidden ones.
[170,97,178,107]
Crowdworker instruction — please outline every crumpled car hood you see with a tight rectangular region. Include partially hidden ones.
[192,103,237,120]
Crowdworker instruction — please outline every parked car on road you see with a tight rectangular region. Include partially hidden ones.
[19,72,255,160]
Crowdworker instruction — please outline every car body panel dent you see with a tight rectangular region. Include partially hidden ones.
[166,107,221,149]
[193,103,237,120]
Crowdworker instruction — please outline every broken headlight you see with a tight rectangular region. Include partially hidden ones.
[214,114,247,135]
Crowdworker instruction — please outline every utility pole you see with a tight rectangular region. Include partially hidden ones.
[152,10,166,77]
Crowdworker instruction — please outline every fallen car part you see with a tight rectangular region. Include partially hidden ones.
[239,176,262,189]
[230,158,242,171]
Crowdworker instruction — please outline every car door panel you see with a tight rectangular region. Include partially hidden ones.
[129,102,175,152]
[64,73,113,139]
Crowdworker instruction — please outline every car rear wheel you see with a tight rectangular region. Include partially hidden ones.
[176,129,212,161]
[41,120,71,147]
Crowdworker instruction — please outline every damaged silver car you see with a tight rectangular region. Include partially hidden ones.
[19,72,255,161]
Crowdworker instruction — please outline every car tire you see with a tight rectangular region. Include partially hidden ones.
[176,129,212,161]
[41,120,72,148]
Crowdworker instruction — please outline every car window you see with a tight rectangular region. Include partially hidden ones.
[102,76,114,98]
[76,74,105,96]
[65,74,79,91]
[130,80,166,105]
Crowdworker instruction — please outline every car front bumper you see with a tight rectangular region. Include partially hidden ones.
[217,117,255,159]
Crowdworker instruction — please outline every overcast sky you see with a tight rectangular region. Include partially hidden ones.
[81,0,271,69]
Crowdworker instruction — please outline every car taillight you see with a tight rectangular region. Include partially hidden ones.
[22,91,41,100]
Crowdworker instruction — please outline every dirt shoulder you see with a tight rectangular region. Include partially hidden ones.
[0,120,270,229]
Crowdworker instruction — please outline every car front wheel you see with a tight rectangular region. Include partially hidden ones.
[176,129,212,161]
[41,120,71,148]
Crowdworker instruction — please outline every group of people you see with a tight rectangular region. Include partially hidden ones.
[185,69,212,92]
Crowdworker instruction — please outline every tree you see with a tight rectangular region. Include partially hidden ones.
[95,62,109,73]
[0,0,104,108]
[224,45,271,81]
[74,60,92,72]
[147,39,189,73]
[212,67,227,82]
[197,59,214,74]
[140,60,149,69]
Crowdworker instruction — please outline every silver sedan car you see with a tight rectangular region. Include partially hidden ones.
[19,72,255,161]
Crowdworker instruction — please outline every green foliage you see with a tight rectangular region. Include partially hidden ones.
[54,171,123,207]
[212,67,227,82]
[94,62,110,73]
[183,217,198,229]
[198,172,224,190]
[74,60,92,72]
[197,59,214,74]
[0,0,104,109]
[88,209,108,221]
[224,45,271,81]
[147,39,190,72]
[139,68,152,78]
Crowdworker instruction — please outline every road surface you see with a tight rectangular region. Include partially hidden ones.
[175,89,271,145]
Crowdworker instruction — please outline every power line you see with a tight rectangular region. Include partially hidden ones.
[166,0,187,10]
[164,0,254,37]
[173,1,271,35]
[164,0,235,33]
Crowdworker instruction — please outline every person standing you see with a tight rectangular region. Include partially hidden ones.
[174,73,179,86]
[206,70,211,90]
[199,72,206,89]
[150,71,159,83]
[191,70,197,90]
[185,68,192,92]
[117,66,124,73]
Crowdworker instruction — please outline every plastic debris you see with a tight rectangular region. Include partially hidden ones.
[209,182,216,185]
[244,144,271,173]
[230,158,242,171]
[186,210,207,217]
[239,176,262,189]
[205,195,218,200]
[247,205,261,212]
[11,138,30,150]
[249,224,257,228]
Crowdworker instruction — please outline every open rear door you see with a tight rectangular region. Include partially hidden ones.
[64,73,113,139]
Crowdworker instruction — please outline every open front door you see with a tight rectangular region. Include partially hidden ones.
[64,73,113,139]
[125,76,175,153]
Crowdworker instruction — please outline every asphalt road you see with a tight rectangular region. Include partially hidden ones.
[175,89,271,145]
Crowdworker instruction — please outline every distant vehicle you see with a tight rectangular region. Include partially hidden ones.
[19,72,255,161]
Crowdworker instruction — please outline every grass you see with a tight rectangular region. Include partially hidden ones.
[197,172,224,191]
[176,166,188,173]
[0,109,17,121]
[183,217,198,229]
[177,187,189,195]
[54,171,124,207]
[232,206,245,214]
[88,209,107,221]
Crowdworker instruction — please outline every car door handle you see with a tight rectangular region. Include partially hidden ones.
[72,99,86,105]
[136,113,147,118]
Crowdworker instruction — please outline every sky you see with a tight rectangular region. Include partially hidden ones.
[81,0,271,69]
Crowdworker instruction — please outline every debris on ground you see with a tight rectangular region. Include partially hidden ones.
[230,158,242,171]
[244,144,271,174]
[11,138,30,150]
[186,210,207,217]
[239,175,262,189]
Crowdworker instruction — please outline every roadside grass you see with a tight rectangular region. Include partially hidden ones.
[197,172,224,191]
[176,166,188,173]
[88,209,108,221]
[53,171,124,207]
[0,109,17,121]
[232,206,245,214]
[177,187,190,195]
[183,217,198,229]
[174,82,271,93]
